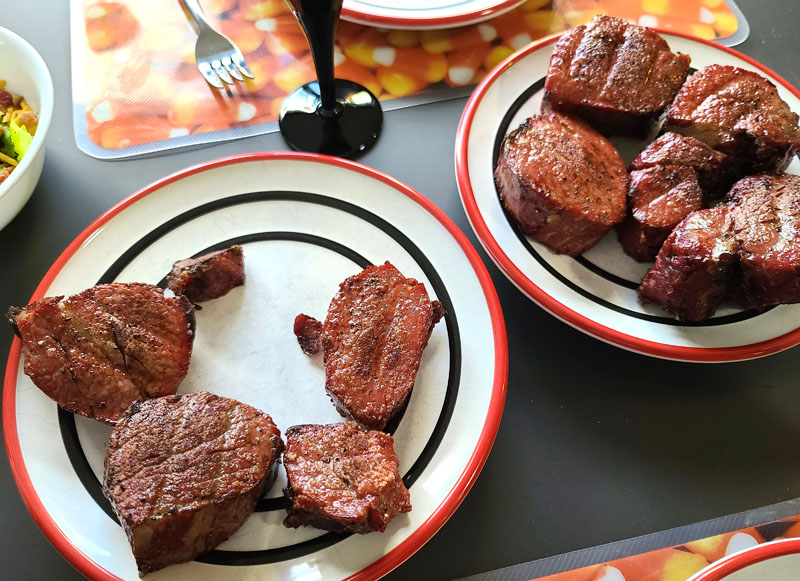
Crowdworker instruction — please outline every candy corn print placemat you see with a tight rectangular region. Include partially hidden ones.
[461,498,800,580]
[70,0,748,159]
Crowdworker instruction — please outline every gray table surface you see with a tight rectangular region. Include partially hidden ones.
[2,2,799,580]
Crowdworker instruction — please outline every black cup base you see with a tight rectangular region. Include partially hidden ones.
[278,79,383,158]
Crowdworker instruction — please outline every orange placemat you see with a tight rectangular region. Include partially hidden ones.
[533,518,799,581]
[70,0,747,158]
[460,499,800,580]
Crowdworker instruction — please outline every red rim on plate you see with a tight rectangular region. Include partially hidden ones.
[341,0,525,29]
[3,152,508,580]
[455,30,800,363]
[689,538,800,581]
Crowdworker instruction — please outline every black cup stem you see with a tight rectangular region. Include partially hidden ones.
[286,0,343,117]
[279,0,382,158]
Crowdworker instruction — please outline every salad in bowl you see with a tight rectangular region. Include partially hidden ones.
[0,25,53,231]
[0,80,39,185]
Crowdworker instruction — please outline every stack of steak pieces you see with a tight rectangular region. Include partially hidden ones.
[495,15,800,321]
[8,248,433,573]
[638,65,800,319]
[286,261,444,533]
[640,174,800,320]
[618,132,728,262]
[496,15,691,257]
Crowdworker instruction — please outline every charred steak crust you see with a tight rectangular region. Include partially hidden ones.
[665,65,800,177]
[629,132,730,197]
[166,245,245,303]
[618,165,704,262]
[8,283,195,425]
[639,174,800,320]
[638,207,736,321]
[103,392,284,576]
[282,422,411,534]
[543,15,691,135]
[725,174,800,309]
[294,313,323,355]
[321,262,441,431]
[494,112,627,256]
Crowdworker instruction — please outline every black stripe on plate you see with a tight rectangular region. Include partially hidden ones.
[490,76,767,326]
[59,190,462,566]
[507,226,769,326]
[152,232,373,289]
[197,531,350,566]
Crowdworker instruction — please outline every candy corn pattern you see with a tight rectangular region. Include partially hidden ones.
[533,516,800,581]
[77,0,741,151]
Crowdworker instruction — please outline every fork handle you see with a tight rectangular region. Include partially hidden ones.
[178,0,212,32]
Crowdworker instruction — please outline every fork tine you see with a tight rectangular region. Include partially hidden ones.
[198,61,224,89]
[211,59,234,85]
[232,52,255,79]
[221,56,244,82]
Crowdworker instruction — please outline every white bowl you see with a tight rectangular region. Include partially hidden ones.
[0,26,53,231]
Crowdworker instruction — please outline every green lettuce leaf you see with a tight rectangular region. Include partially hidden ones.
[8,120,33,161]
[1,125,15,159]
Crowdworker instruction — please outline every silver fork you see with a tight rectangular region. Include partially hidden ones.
[178,0,254,88]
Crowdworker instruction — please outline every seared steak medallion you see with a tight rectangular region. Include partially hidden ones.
[543,15,691,135]
[639,207,736,321]
[618,165,704,262]
[725,174,800,309]
[494,112,627,256]
[103,392,284,576]
[629,132,730,196]
[639,174,800,320]
[283,422,411,534]
[665,65,800,177]
[321,262,443,430]
[7,283,195,425]
[166,245,245,303]
[294,313,323,355]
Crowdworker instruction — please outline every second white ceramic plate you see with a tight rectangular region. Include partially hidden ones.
[341,0,526,29]
[455,31,800,362]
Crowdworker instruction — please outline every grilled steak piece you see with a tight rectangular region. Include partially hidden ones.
[543,15,691,136]
[725,174,800,309]
[103,392,284,576]
[167,245,245,303]
[8,283,195,425]
[494,112,627,256]
[321,262,442,430]
[283,422,411,534]
[639,174,800,319]
[619,166,704,262]
[294,313,322,355]
[665,65,800,177]
[639,207,736,321]
[630,132,730,196]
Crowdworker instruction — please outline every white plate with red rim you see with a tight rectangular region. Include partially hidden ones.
[688,537,800,581]
[455,30,800,363]
[3,152,507,580]
[341,0,526,29]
